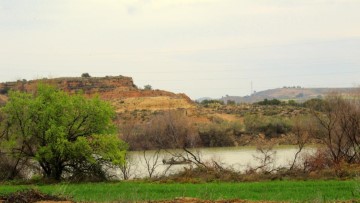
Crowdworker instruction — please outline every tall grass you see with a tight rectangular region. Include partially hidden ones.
[0,180,359,202]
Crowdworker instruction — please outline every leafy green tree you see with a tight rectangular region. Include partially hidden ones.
[0,85,127,180]
[81,73,91,78]
[144,84,152,90]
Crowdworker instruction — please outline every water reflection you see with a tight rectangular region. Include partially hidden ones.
[115,146,316,179]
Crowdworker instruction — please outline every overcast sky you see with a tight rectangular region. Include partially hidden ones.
[1,0,359,99]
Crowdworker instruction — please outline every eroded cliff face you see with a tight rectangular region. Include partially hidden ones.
[0,76,195,112]
[0,76,136,96]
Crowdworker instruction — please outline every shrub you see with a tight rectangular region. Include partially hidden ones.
[244,115,292,137]
[256,99,283,106]
[200,99,224,107]
[302,148,333,172]
[287,100,299,106]
[121,111,200,150]
[0,86,10,94]
[303,98,325,111]
[309,93,360,164]
[81,73,91,77]
[227,100,236,105]
[198,121,243,147]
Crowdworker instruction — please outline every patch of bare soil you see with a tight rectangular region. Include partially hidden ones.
[149,198,358,203]
[148,197,284,203]
[0,189,72,203]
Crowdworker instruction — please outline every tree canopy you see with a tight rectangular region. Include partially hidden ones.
[143,84,152,90]
[256,98,282,106]
[81,73,91,78]
[0,85,127,180]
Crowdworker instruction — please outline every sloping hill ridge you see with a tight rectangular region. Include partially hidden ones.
[0,76,195,112]
[220,87,357,104]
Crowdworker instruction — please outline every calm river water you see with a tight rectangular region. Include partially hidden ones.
[114,146,316,179]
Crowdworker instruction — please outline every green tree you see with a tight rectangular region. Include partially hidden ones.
[287,100,298,106]
[256,98,282,106]
[144,84,152,90]
[81,73,91,78]
[0,85,127,180]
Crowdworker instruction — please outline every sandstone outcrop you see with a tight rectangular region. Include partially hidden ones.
[0,76,195,112]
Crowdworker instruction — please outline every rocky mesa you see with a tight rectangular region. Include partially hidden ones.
[0,75,195,112]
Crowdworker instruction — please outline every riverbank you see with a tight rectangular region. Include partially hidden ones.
[1,180,359,202]
[123,145,316,179]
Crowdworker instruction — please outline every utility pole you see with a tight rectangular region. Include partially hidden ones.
[251,81,253,96]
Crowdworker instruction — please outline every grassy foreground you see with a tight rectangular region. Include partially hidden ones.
[0,180,359,202]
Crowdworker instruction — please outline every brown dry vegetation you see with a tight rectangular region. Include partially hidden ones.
[149,197,283,203]
[0,189,70,203]
[114,96,195,112]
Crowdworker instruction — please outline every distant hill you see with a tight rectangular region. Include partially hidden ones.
[219,87,357,104]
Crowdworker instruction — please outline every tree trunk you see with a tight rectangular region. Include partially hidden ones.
[39,161,63,180]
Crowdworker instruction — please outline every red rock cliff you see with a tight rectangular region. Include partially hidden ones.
[0,76,194,110]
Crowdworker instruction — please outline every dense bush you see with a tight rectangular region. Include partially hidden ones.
[287,100,300,106]
[244,115,293,137]
[256,99,283,106]
[303,98,326,111]
[122,115,243,149]
[310,93,360,165]
[226,100,236,105]
[143,84,152,90]
[120,111,200,150]
[198,121,243,147]
[200,99,224,107]
[81,73,91,77]
[0,86,10,94]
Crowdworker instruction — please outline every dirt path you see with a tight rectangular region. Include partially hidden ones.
[149,197,284,203]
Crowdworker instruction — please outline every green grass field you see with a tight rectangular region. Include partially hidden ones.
[0,180,359,202]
